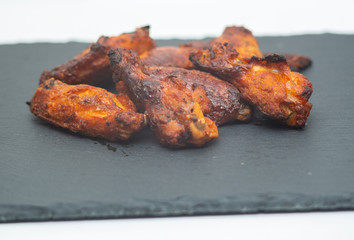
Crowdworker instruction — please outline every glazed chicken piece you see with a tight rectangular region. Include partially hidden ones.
[39,26,156,86]
[144,66,252,125]
[109,48,218,147]
[30,78,147,141]
[190,42,313,128]
[213,26,312,71]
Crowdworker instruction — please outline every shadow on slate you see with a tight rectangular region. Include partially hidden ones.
[0,34,354,222]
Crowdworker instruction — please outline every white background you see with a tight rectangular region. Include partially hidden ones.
[1,0,354,44]
[1,0,354,239]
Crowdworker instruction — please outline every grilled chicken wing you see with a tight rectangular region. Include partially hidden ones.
[30,78,147,141]
[109,48,218,147]
[39,26,156,86]
[190,42,313,128]
[212,26,312,71]
[144,66,251,125]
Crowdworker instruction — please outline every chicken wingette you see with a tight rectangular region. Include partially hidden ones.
[30,78,147,141]
[190,42,313,128]
[39,26,156,86]
[109,48,218,147]
[115,51,252,126]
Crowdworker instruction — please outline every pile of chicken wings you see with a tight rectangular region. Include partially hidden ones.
[29,26,313,148]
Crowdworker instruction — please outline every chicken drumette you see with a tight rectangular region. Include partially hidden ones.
[39,26,156,86]
[114,50,252,126]
[109,48,218,147]
[190,42,313,127]
[30,78,146,141]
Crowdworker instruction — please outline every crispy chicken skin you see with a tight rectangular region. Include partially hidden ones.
[109,48,218,147]
[39,26,156,86]
[144,66,252,125]
[190,42,313,128]
[30,78,147,141]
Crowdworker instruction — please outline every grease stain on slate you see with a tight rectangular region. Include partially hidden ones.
[94,139,117,152]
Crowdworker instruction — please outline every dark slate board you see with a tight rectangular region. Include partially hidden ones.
[1,34,354,223]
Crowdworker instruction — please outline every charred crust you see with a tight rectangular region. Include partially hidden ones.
[141,25,150,31]
[249,54,287,64]
[301,85,313,99]
[43,83,50,89]
[263,54,287,63]
[90,43,104,52]
[109,48,139,66]
[108,49,122,64]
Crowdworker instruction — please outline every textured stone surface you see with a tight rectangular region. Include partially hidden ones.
[1,34,354,222]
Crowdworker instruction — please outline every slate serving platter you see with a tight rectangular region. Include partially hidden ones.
[1,34,354,223]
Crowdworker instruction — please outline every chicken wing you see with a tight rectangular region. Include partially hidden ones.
[109,48,218,147]
[144,66,251,125]
[190,42,313,128]
[39,26,156,86]
[30,78,147,141]
[212,26,312,71]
